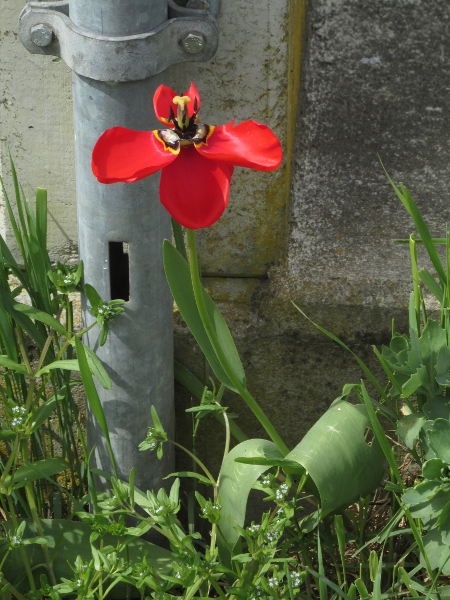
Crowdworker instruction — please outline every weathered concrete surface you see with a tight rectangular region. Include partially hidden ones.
[179,0,450,459]
[0,1,76,259]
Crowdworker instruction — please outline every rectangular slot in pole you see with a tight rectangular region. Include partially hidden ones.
[109,241,130,301]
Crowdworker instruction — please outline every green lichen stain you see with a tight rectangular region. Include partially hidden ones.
[197,0,307,279]
[240,0,307,275]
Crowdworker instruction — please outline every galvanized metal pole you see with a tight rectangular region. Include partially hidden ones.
[70,0,174,493]
[19,0,219,495]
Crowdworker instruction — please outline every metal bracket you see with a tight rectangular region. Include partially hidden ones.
[19,1,219,83]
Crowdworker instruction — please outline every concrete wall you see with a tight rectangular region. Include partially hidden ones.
[201,0,450,450]
[2,0,449,456]
[0,1,76,258]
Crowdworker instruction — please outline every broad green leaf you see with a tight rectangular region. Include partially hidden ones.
[421,528,450,575]
[163,240,245,392]
[423,458,449,481]
[402,364,429,397]
[84,282,103,308]
[402,480,445,505]
[217,439,282,553]
[285,401,385,517]
[1,519,172,595]
[35,359,79,377]
[406,487,450,522]
[12,302,68,336]
[0,355,29,375]
[4,457,68,491]
[423,397,450,420]
[396,413,426,450]
[427,419,450,464]
[84,344,112,390]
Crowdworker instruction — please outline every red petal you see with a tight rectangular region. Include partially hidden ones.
[153,85,178,126]
[153,82,201,126]
[92,128,178,184]
[184,81,201,116]
[195,120,282,171]
[159,146,233,229]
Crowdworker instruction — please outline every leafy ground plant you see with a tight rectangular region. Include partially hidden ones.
[0,160,126,597]
[4,90,450,598]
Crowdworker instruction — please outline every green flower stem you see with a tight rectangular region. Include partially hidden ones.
[186,228,289,456]
[171,217,188,262]
[172,440,216,486]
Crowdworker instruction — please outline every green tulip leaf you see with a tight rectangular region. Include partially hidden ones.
[286,401,385,518]
[217,401,384,561]
[163,240,245,392]
[217,438,283,553]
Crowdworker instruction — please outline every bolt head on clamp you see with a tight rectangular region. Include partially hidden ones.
[181,32,206,54]
[30,23,54,47]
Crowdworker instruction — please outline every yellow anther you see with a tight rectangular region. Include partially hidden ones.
[172,95,191,110]
[173,95,191,130]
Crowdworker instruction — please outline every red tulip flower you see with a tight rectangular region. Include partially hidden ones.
[92,83,282,229]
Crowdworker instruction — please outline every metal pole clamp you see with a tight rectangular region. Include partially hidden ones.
[19,1,219,82]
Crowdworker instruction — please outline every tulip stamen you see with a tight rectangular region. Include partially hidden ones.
[173,95,191,131]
